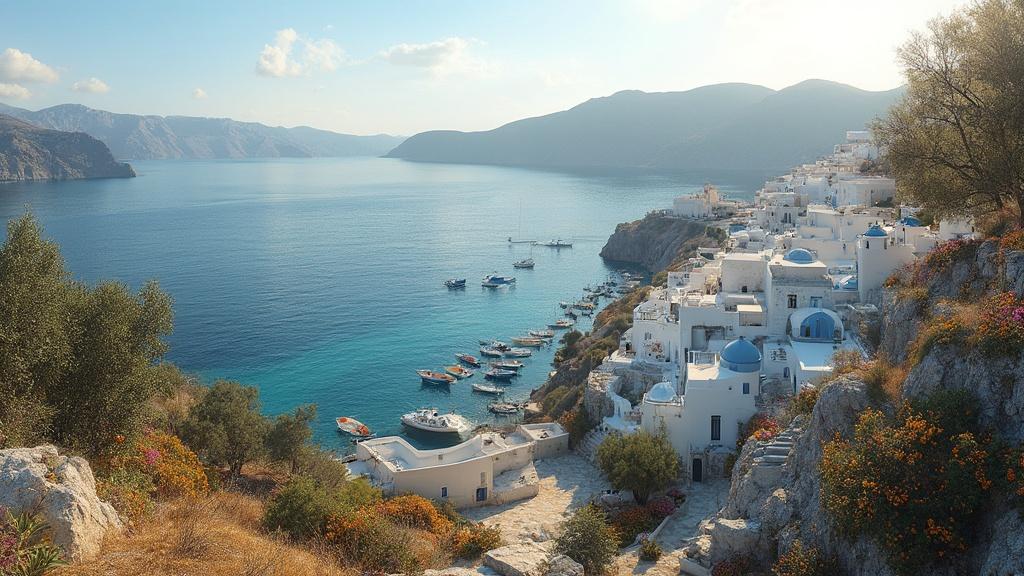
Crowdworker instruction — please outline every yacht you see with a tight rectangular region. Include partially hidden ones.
[444,278,467,289]
[535,239,573,248]
[401,409,470,433]
[482,274,516,288]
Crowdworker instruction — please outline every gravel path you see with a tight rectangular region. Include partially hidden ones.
[462,454,611,545]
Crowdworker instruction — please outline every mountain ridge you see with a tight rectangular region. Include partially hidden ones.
[0,113,136,181]
[386,79,903,172]
[0,103,404,160]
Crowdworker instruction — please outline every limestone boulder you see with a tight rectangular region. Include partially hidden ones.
[484,541,553,576]
[543,554,584,576]
[706,518,765,565]
[0,445,122,562]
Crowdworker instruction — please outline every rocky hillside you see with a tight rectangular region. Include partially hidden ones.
[600,212,725,272]
[0,114,135,181]
[0,103,403,160]
[691,236,1024,576]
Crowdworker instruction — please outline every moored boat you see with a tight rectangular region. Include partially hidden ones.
[513,258,535,269]
[491,359,524,371]
[535,239,573,248]
[504,347,533,357]
[559,301,570,309]
[482,274,516,288]
[444,365,474,379]
[455,353,482,367]
[548,319,575,329]
[401,409,470,433]
[488,402,522,415]
[417,370,456,385]
[472,382,505,394]
[529,329,555,339]
[480,347,504,358]
[336,416,372,437]
[511,336,545,347]
[444,278,466,289]
[484,368,517,380]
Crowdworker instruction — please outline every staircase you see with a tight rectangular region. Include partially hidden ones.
[751,425,801,468]
[576,427,611,463]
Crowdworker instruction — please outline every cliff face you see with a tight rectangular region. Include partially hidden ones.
[599,212,721,272]
[0,114,135,181]
[694,239,1024,576]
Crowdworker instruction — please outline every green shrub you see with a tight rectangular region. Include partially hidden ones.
[453,523,502,559]
[597,429,679,504]
[181,380,270,477]
[266,404,316,473]
[554,506,619,575]
[0,508,66,576]
[325,511,422,574]
[639,537,662,561]
[263,476,380,541]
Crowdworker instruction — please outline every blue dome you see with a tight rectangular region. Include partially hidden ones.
[784,248,815,264]
[864,225,888,237]
[646,382,677,403]
[720,337,762,373]
[899,216,922,227]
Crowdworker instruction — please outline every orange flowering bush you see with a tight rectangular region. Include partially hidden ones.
[374,494,453,534]
[1004,446,1024,507]
[137,430,208,499]
[999,229,1024,252]
[973,292,1024,357]
[820,390,996,574]
[790,387,820,417]
[739,415,779,448]
[772,540,834,576]
[608,505,656,547]
[922,238,979,277]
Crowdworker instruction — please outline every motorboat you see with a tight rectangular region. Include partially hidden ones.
[491,359,524,370]
[336,416,372,437]
[484,368,517,380]
[535,239,573,248]
[482,274,516,288]
[513,258,535,269]
[488,402,522,415]
[444,278,467,289]
[444,365,474,379]
[504,348,533,357]
[559,301,570,309]
[401,409,470,433]
[573,301,596,310]
[480,340,510,351]
[511,336,546,347]
[480,347,504,358]
[472,382,505,395]
[417,370,456,385]
[548,319,575,329]
[455,353,482,367]
[529,329,555,339]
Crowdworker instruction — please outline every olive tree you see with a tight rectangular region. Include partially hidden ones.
[182,380,270,477]
[596,429,679,504]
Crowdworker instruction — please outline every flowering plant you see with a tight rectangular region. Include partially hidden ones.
[645,496,676,519]
[974,292,1024,357]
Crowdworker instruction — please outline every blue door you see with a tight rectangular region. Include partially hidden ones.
[476,487,488,502]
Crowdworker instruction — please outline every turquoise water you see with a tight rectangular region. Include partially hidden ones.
[0,158,764,451]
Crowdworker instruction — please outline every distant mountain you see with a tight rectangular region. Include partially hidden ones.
[0,114,135,181]
[386,80,903,172]
[0,103,404,160]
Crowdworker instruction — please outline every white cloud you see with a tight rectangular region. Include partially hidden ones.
[381,37,494,78]
[193,87,208,99]
[0,82,30,99]
[71,77,110,93]
[256,28,346,77]
[0,48,58,83]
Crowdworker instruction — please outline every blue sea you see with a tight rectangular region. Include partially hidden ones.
[0,158,764,451]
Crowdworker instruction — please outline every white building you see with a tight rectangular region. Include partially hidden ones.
[856,224,916,303]
[347,423,568,509]
[673,184,738,219]
[764,248,833,336]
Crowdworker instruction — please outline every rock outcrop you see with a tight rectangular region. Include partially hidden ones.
[0,114,135,181]
[484,541,555,576]
[0,445,123,562]
[599,213,720,273]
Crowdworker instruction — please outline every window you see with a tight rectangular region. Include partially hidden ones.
[787,294,797,309]
[441,486,448,498]
[711,415,721,441]
[866,240,870,249]
[742,382,750,395]
[810,296,822,308]
[741,285,748,293]
[783,367,790,378]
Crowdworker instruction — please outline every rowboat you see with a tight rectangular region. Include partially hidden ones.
[488,402,522,415]
[336,416,372,437]
[472,383,505,394]
[444,365,474,379]
[417,370,456,385]
[401,409,470,433]
[491,359,524,370]
[548,319,574,329]
[484,368,517,381]
[455,353,482,367]
[529,329,555,339]
[511,336,545,347]
[504,348,533,358]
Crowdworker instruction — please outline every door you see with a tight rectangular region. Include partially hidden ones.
[475,487,488,502]
[692,458,703,482]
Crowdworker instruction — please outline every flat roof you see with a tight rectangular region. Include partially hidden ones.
[737,303,763,313]
[724,252,764,261]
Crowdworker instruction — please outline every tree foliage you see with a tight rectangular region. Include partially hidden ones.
[266,404,316,473]
[596,429,679,504]
[874,0,1024,227]
[553,505,619,575]
[181,380,269,477]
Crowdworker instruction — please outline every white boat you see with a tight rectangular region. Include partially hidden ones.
[472,383,505,394]
[336,416,372,437]
[548,319,575,329]
[529,329,555,339]
[491,359,524,370]
[480,347,504,357]
[513,258,535,269]
[417,370,456,385]
[482,274,516,288]
[444,365,474,379]
[401,409,470,433]
[511,336,546,347]
[488,402,522,415]
[535,239,573,248]
[559,301,570,309]
[504,347,533,357]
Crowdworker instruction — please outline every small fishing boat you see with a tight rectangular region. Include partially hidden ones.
[511,336,545,347]
[559,301,570,309]
[480,347,504,358]
[444,278,466,289]
[548,318,575,329]
[417,370,456,385]
[504,347,533,358]
[336,416,372,437]
[472,382,505,394]
[455,353,482,367]
[489,402,522,415]
[491,359,524,371]
[484,368,517,380]
[401,409,470,433]
[444,365,474,379]
[482,274,516,288]
[513,258,535,269]
[535,239,573,248]
[529,329,555,339]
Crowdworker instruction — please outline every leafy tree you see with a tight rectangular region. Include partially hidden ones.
[874,0,1024,228]
[553,505,619,574]
[181,380,269,477]
[596,429,679,504]
[267,404,317,473]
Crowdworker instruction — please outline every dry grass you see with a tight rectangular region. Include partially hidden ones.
[57,491,353,576]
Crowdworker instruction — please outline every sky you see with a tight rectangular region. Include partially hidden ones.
[0,0,968,136]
